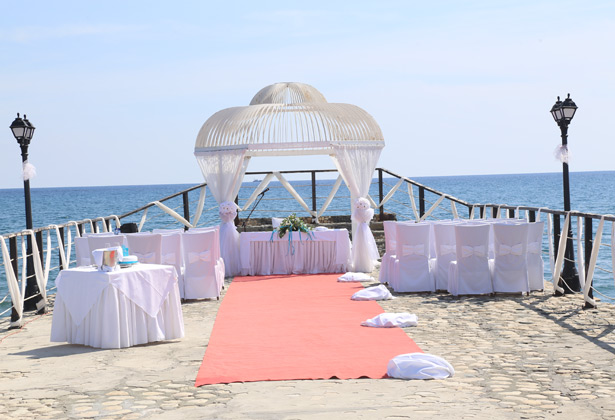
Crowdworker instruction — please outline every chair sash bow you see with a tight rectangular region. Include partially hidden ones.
[461,245,486,258]
[402,244,425,256]
[188,250,211,264]
[498,243,523,256]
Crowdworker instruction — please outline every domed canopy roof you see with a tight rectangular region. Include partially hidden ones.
[195,82,384,156]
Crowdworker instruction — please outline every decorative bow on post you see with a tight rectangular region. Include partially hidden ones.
[219,201,238,224]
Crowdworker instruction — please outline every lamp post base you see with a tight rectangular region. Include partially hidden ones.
[555,262,581,296]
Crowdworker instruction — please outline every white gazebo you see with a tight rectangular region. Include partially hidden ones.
[194,82,385,276]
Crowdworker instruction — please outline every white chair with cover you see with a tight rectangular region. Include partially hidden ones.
[433,221,460,291]
[448,223,492,296]
[125,233,163,264]
[491,222,530,294]
[272,217,284,229]
[74,237,92,266]
[391,222,434,293]
[527,221,545,291]
[153,229,185,292]
[182,230,225,299]
[378,221,397,284]
[87,234,125,259]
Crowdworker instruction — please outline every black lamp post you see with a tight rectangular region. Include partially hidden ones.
[9,113,44,313]
[550,94,580,294]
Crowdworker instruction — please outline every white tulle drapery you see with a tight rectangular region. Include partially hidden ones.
[330,143,383,272]
[195,149,250,276]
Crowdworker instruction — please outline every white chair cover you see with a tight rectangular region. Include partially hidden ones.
[378,221,397,284]
[126,233,163,264]
[527,221,545,291]
[491,223,529,294]
[433,221,460,291]
[272,217,284,228]
[351,284,393,301]
[391,223,434,293]
[181,230,224,299]
[153,230,185,296]
[361,313,418,328]
[448,223,492,296]
[387,353,455,380]
[87,235,125,262]
[75,237,92,266]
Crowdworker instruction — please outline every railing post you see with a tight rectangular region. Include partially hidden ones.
[378,169,384,221]
[553,214,561,254]
[480,205,485,219]
[58,226,66,270]
[183,191,190,231]
[9,236,20,325]
[234,195,240,226]
[468,205,473,219]
[311,171,317,219]
[584,217,595,308]
[419,187,425,218]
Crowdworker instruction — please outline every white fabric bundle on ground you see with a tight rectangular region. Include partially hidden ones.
[361,313,418,328]
[387,353,454,380]
[351,284,393,301]
[338,272,374,282]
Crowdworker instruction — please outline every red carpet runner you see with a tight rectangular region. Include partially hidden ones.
[195,273,422,386]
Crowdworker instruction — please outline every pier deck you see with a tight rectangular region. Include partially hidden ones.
[2,267,615,419]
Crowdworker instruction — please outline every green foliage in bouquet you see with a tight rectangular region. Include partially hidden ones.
[277,213,312,239]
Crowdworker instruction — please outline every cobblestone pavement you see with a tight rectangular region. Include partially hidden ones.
[2,274,615,419]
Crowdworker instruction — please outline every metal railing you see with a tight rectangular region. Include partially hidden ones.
[2,167,614,328]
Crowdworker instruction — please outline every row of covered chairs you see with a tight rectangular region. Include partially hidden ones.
[379,219,545,296]
[74,227,225,300]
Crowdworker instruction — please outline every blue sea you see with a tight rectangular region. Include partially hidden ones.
[1,170,614,317]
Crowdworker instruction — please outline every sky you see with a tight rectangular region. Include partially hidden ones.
[1,0,614,189]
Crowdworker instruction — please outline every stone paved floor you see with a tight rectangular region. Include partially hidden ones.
[2,274,615,419]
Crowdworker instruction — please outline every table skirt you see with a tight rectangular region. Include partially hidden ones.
[51,282,184,349]
[245,240,346,276]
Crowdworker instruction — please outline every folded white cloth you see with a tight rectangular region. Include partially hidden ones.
[351,284,393,301]
[91,246,124,272]
[387,353,454,380]
[314,226,329,231]
[361,312,418,328]
[338,272,374,282]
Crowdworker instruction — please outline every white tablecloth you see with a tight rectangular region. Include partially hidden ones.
[50,264,184,349]
[239,229,351,276]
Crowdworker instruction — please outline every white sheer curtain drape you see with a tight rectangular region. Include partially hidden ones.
[330,143,383,272]
[196,149,250,276]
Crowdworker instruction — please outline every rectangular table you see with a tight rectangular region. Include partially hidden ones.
[239,229,351,276]
[50,264,184,349]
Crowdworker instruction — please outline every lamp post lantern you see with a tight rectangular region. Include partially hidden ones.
[9,113,44,313]
[550,94,580,294]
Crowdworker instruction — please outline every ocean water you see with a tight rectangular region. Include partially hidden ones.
[1,170,614,317]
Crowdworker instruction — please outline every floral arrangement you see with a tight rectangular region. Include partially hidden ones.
[276,213,312,239]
